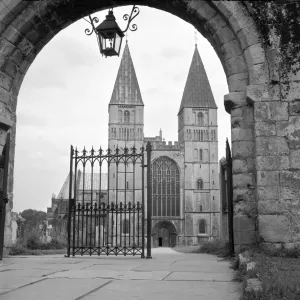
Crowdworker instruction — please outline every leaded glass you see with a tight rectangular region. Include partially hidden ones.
[151,156,180,217]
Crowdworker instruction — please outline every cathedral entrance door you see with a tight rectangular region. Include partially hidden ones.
[158,227,170,247]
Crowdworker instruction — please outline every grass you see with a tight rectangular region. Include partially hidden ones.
[173,239,232,257]
[234,247,300,300]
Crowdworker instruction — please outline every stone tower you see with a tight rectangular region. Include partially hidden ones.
[108,42,144,151]
[178,45,219,245]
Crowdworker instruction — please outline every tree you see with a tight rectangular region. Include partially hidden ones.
[20,209,47,228]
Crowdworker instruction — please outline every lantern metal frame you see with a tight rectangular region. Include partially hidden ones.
[84,6,140,57]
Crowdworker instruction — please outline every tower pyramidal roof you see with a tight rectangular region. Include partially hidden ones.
[178,46,217,113]
[109,42,144,106]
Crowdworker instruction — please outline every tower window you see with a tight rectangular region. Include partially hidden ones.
[200,205,203,212]
[199,219,206,234]
[198,112,204,126]
[124,111,130,123]
[118,110,122,122]
[197,179,203,190]
[200,149,203,161]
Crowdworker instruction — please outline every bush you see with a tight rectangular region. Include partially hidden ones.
[26,233,42,249]
[198,239,231,257]
[9,243,27,255]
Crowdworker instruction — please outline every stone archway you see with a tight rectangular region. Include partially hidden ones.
[152,220,178,248]
[0,1,299,252]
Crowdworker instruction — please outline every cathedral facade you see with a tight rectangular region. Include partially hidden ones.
[48,42,220,247]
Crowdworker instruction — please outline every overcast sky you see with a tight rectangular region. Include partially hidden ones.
[13,6,230,213]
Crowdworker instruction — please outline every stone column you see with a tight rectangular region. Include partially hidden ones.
[247,82,300,249]
[224,92,257,251]
[0,116,14,248]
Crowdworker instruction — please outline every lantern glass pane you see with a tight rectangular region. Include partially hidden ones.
[114,32,122,54]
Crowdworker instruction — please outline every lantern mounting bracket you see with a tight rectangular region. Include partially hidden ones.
[84,5,140,37]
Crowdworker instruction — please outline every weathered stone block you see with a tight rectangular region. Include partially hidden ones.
[237,23,260,50]
[226,54,247,76]
[280,187,300,200]
[259,215,292,243]
[233,173,253,188]
[255,121,276,136]
[215,25,236,46]
[257,200,293,215]
[247,84,281,103]
[289,149,300,169]
[0,37,15,56]
[256,137,289,156]
[249,63,269,84]
[282,82,300,102]
[257,186,280,200]
[205,13,227,34]
[289,100,300,116]
[277,117,300,140]
[234,201,257,215]
[234,215,256,232]
[196,2,217,21]
[16,36,33,55]
[254,102,288,121]
[232,159,248,173]
[227,72,249,93]
[244,43,265,67]
[232,127,253,141]
[232,140,254,160]
[256,155,289,171]
[257,171,279,186]
[233,188,255,203]
[234,229,257,244]
[280,171,300,188]
[220,39,242,62]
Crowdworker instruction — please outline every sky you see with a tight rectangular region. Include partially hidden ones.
[13,6,230,213]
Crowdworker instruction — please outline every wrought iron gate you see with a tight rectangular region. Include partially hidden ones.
[0,133,10,261]
[226,139,234,254]
[67,143,152,257]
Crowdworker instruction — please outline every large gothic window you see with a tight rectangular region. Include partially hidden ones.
[124,111,130,123]
[151,156,180,217]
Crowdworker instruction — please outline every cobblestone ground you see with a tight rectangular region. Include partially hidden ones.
[0,248,241,300]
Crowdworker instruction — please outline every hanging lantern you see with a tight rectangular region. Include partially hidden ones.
[95,10,125,57]
[84,6,140,58]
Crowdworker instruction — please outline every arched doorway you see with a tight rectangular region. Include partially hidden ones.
[152,220,177,248]
[3,1,295,253]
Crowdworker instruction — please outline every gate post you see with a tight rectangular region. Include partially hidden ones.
[66,145,74,257]
[226,139,234,255]
[146,142,152,259]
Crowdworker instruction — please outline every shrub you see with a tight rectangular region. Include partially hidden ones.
[26,233,41,249]
[49,238,65,249]
[198,239,231,257]
[9,243,27,255]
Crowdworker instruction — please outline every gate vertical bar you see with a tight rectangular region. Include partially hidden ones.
[226,139,234,255]
[67,145,74,257]
[141,147,145,258]
[0,133,10,261]
[146,142,152,259]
